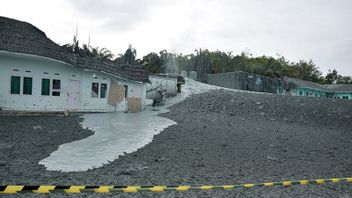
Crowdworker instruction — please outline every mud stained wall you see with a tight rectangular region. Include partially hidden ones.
[127,97,142,112]
[207,72,281,93]
[107,80,125,106]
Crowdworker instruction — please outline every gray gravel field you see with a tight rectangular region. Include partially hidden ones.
[1,90,352,197]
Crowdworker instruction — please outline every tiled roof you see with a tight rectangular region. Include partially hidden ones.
[0,16,149,83]
[282,76,352,92]
[324,84,352,92]
[282,76,329,91]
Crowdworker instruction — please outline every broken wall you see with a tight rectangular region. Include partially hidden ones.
[127,97,143,113]
[107,80,125,106]
[146,75,177,99]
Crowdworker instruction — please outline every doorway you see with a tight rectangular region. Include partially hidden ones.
[68,80,81,111]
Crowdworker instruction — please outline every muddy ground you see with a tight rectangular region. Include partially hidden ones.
[1,90,352,197]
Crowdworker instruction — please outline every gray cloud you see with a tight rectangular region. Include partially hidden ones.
[65,0,164,31]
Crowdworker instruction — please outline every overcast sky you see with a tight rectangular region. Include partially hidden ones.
[1,0,351,75]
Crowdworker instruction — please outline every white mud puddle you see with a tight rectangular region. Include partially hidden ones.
[39,79,233,172]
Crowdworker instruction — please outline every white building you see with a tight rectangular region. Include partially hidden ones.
[0,17,150,113]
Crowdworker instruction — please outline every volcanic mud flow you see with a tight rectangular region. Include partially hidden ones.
[1,90,352,197]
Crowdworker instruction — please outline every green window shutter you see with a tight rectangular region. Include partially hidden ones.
[41,79,50,95]
[100,83,107,98]
[23,77,32,95]
[11,76,20,94]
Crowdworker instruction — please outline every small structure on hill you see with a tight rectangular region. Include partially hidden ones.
[0,17,150,113]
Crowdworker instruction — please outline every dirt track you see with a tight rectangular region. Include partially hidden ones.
[1,90,352,197]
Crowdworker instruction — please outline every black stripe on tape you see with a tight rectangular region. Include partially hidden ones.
[22,186,40,191]
[84,186,100,189]
[54,186,71,190]
[0,186,7,191]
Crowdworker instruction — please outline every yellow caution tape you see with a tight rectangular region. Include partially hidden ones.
[1,177,351,193]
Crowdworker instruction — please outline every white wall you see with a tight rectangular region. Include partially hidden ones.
[0,52,146,112]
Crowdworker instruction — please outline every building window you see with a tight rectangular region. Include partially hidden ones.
[124,85,128,98]
[278,88,283,94]
[52,79,61,96]
[100,83,107,98]
[305,92,309,96]
[314,93,317,97]
[299,90,302,96]
[11,76,21,94]
[92,83,99,98]
[23,77,32,95]
[41,79,50,96]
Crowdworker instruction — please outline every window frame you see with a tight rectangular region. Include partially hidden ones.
[52,79,61,96]
[10,76,21,95]
[91,82,99,98]
[124,85,128,98]
[100,83,107,98]
[23,77,33,95]
[41,78,51,96]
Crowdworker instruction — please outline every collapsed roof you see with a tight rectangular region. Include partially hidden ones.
[0,16,149,83]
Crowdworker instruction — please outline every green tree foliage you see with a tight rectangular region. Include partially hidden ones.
[325,69,352,84]
[192,49,212,82]
[337,76,352,84]
[325,69,338,84]
[141,52,163,74]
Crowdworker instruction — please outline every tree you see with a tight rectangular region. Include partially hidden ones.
[337,75,352,84]
[142,52,163,74]
[289,60,322,82]
[192,49,211,82]
[325,69,338,84]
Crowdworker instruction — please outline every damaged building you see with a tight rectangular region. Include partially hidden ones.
[0,17,150,113]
